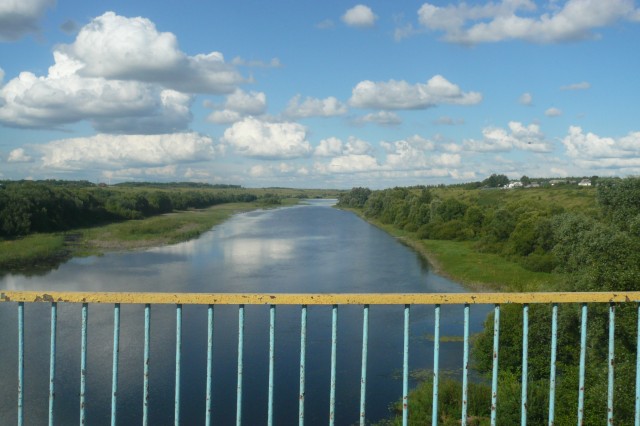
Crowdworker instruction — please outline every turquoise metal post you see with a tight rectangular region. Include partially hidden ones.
[111,303,121,426]
[360,304,369,426]
[299,305,307,426]
[521,304,529,426]
[175,304,182,426]
[268,305,276,426]
[608,303,615,425]
[18,302,24,426]
[329,305,338,426]
[205,305,214,426]
[49,302,57,426]
[490,304,500,426]
[236,304,244,426]
[402,304,410,426]
[431,304,440,426]
[80,303,88,425]
[462,304,470,426]
[143,304,150,426]
[636,303,640,426]
[578,303,587,425]
[548,303,558,426]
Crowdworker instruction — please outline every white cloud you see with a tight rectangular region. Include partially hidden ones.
[0,0,53,41]
[519,92,533,105]
[222,117,312,159]
[562,126,640,160]
[284,95,347,118]
[433,116,464,125]
[58,12,244,94]
[0,64,193,133]
[354,111,402,126]
[350,75,482,110]
[545,107,563,117]
[313,136,373,158]
[379,135,462,173]
[249,163,307,177]
[0,12,249,132]
[316,154,380,173]
[342,5,378,28]
[207,89,267,124]
[314,137,344,157]
[7,148,32,163]
[464,121,553,152]
[344,137,373,155]
[40,132,215,170]
[103,165,178,180]
[561,81,591,90]
[418,0,638,44]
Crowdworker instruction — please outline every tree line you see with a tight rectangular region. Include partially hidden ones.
[0,180,258,238]
[339,178,640,424]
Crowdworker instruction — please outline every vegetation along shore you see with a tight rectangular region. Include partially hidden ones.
[337,175,640,425]
[0,180,338,273]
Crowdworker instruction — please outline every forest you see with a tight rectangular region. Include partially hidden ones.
[0,180,261,238]
[338,176,640,425]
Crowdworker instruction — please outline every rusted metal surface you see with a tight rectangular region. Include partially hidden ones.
[2,291,640,305]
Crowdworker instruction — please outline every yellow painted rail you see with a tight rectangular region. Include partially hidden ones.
[2,290,640,305]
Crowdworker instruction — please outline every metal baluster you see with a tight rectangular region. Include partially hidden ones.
[491,304,500,426]
[403,304,410,426]
[329,305,338,426]
[462,304,470,426]
[636,303,640,426]
[299,305,307,426]
[432,304,440,426]
[18,302,24,426]
[268,305,276,426]
[143,304,151,426]
[111,303,121,426]
[237,304,244,426]
[175,304,182,426]
[49,302,57,426]
[608,303,615,425]
[80,303,88,425]
[360,305,369,426]
[205,305,214,426]
[578,303,588,425]
[548,304,558,426]
[521,304,529,426]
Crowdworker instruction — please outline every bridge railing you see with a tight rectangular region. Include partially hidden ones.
[2,291,640,426]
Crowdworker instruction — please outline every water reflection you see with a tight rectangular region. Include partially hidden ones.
[0,201,490,425]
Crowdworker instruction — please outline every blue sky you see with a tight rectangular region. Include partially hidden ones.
[1,1,639,188]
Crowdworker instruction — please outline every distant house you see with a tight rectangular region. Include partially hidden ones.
[507,181,523,189]
[578,179,592,186]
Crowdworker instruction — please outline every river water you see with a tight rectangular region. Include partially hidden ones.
[0,200,489,425]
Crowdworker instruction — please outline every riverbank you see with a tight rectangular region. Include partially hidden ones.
[343,208,566,292]
[0,200,297,273]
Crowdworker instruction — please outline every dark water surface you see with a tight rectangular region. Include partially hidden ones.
[0,200,490,425]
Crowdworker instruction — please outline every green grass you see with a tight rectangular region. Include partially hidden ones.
[420,240,566,292]
[0,234,67,270]
[78,202,263,252]
[344,208,567,292]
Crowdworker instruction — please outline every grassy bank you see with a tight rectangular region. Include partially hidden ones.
[346,208,566,292]
[0,200,292,272]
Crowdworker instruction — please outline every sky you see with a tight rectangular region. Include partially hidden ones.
[1,1,640,189]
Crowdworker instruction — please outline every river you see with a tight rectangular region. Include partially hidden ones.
[0,200,490,425]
